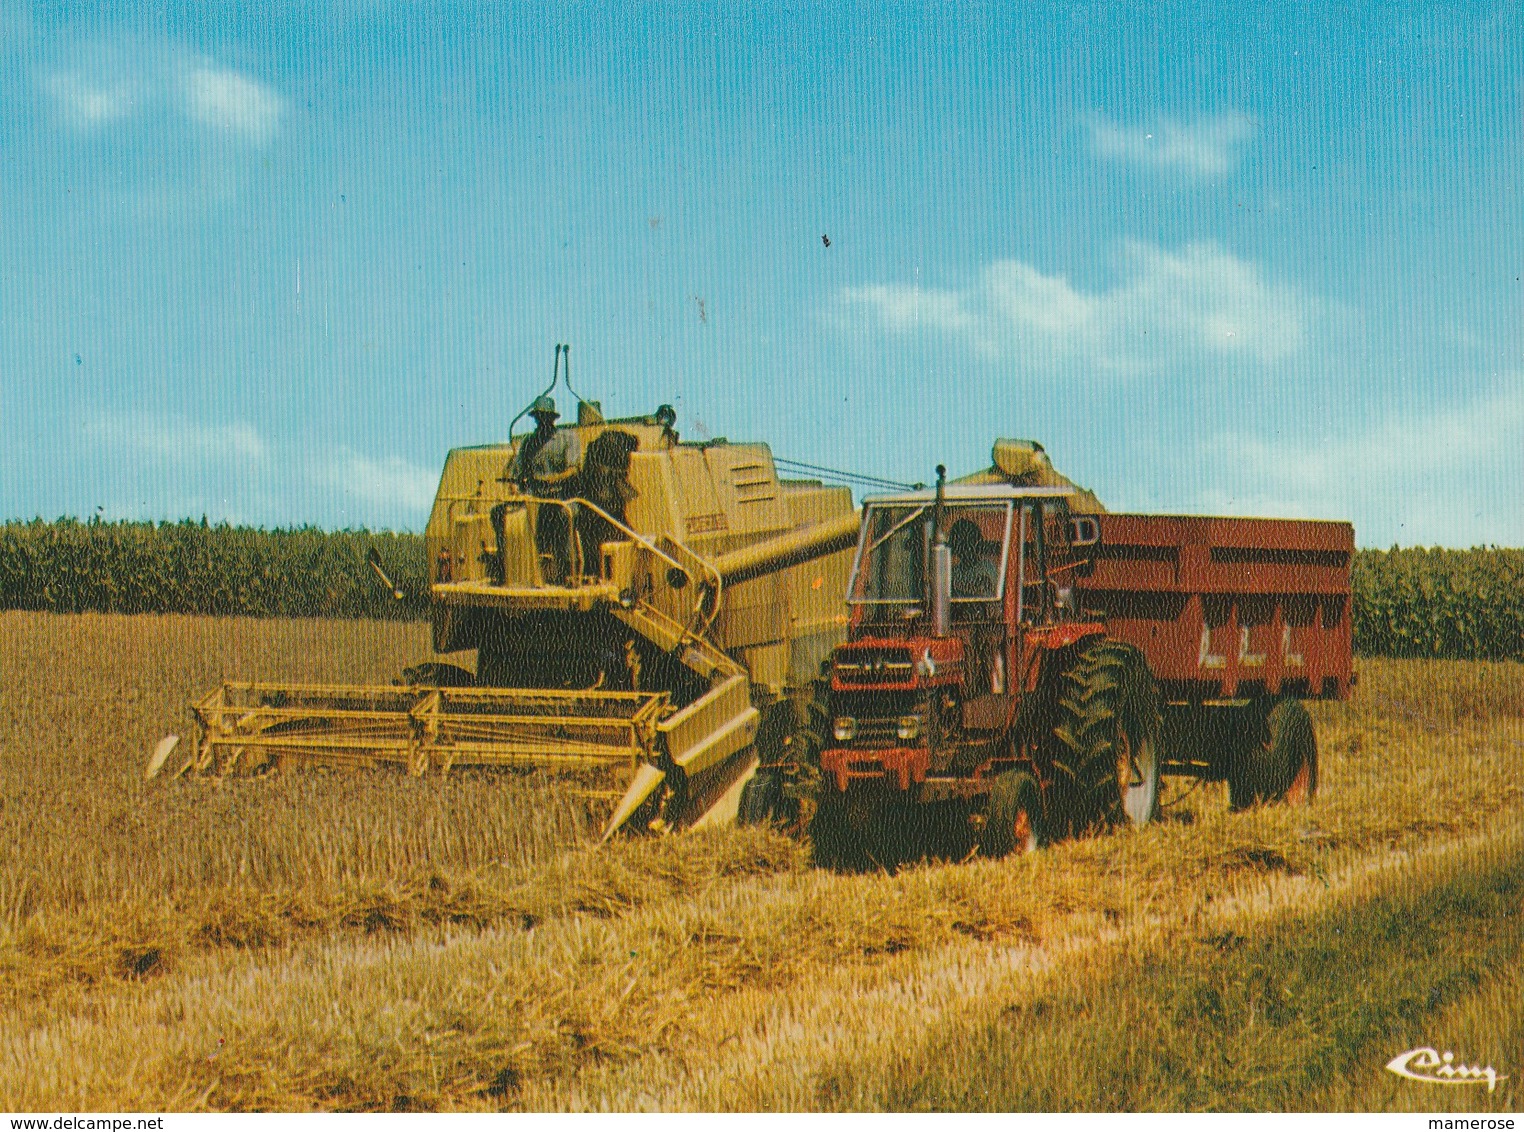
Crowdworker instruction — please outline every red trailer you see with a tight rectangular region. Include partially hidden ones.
[739,475,1354,866]
[1086,512,1352,704]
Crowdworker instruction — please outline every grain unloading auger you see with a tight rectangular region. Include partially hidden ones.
[171,362,863,836]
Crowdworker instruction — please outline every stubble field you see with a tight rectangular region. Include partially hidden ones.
[0,610,1521,1112]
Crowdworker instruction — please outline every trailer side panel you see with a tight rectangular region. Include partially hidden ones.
[1079,514,1353,701]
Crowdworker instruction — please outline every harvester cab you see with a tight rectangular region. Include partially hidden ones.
[177,351,863,839]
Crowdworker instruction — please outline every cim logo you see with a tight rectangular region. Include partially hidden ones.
[1386,1047,1507,1093]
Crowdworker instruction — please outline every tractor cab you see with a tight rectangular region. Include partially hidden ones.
[846,483,1098,636]
[824,484,1101,787]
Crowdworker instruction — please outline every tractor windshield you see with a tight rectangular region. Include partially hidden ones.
[852,505,930,604]
[849,501,1013,607]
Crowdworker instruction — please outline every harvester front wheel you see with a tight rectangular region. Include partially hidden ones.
[1050,640,1162,836]
[1228,697,1318,809]
[400,662,476,687]
[981,770,1045,857]
[738,768,796,827]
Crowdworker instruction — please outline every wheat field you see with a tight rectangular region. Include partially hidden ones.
[0,610,1520,1111]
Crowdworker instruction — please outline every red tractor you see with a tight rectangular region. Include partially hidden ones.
[740,463,1353,867]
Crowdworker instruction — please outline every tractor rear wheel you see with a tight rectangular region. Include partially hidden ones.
[1050,639,1163,836]
[1228,697,1318,809]
[981,770,1045,857]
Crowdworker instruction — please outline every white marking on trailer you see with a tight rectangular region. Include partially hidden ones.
[1283,624,1305,667]
[1238,626,1266,667]
[1198,624,1227,669]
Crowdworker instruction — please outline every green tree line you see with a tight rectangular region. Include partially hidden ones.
[1,520,1520,660]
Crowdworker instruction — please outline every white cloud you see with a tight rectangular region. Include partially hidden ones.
[177,64,283,144]
[39,49,283,146]
[836,284,975,335]
[319,450,438,516]
[1195,383,1524,547]
[1084,111,1256,177]
[841,240,1312,372]
[87,414,267,462]
[43,71,137,127]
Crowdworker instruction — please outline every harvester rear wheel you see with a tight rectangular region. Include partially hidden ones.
[1050,639,1162,836]
[981,770,1045,857]
[1228,696,1318,809]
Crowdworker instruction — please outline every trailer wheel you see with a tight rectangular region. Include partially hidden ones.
[981,770,1045,857]
[1228,697,1318,809]
[1052,640,1163,835]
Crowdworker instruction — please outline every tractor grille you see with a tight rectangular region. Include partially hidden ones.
[834,647,914,685]
[850,717,902,746]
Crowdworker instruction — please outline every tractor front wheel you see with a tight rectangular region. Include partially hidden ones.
[981,770,1045,857]
[809,783,914,870]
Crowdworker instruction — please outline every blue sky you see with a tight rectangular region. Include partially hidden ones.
[1,2,1520,546]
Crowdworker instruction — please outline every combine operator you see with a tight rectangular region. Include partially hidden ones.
[510,396,582,493]
[502,396,582,585]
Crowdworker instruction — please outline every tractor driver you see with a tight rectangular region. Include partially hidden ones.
[948,518,998,599]
[510,396,582,497]
[948,516,1002,697]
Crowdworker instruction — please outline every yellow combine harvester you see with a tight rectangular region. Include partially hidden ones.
[172,353,863,835]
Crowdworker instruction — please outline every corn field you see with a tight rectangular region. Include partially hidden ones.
[1,520,1521,659]
[1351,546,1524,661]
[0,519,426,620]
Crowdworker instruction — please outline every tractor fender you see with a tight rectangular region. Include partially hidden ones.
[1035,623,1107,651]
